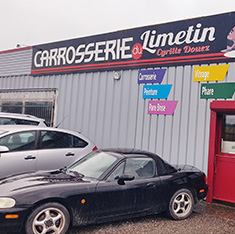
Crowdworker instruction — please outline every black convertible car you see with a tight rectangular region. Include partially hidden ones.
[0,149,208,234]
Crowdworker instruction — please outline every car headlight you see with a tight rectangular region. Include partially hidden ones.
[0,197,16,208]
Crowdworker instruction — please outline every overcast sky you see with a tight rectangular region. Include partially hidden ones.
[1,0,235,51]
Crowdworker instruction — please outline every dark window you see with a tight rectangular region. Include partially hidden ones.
[0,99,55,126]
[0,117,18,125]
[125,157,155,179]
[0,131,36,151]
[0,117,39,126]
[107,157,155,181]
[25,101,54,126]
[40,131,88,149]
[17,119,39,126]
[40,131,73,149]
[74,136,88,148]
[221,114,235,154]
[1,102,23,114]
[106,162,125,181]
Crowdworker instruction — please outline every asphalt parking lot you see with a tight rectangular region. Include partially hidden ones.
[1,201,235,234]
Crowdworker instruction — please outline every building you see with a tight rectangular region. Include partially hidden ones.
[0,11,235,204]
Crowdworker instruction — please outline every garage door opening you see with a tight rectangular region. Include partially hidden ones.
[0,89,57,127]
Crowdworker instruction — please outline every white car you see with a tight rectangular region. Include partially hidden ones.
[0,112,47,126]
[0,125,97,178]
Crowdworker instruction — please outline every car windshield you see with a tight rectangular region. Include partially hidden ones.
[68,151,118,179]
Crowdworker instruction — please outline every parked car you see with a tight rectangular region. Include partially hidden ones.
[0,125,97,178]
[0,149,208,234]
[0,112,47,126]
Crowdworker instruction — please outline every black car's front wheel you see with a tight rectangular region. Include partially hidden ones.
[25,202,70,234]
[168,188,194,220]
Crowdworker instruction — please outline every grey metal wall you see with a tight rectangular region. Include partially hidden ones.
[0,48,32,76]
[0,62,234,174]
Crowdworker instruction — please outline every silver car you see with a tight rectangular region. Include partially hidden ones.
[0,125,97,178]
[0,112,47,126]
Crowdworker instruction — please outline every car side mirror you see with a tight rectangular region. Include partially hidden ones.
[0,146,9,154]
[117,173,134,185]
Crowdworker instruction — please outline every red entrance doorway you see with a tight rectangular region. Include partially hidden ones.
[207,101,235,203]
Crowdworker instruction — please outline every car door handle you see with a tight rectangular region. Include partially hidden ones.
[24,155,36,160]
[146,183,155,188]
[65,152,75,157]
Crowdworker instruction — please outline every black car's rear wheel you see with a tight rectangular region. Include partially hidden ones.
[168,188,194,220]
[25,202,70,234]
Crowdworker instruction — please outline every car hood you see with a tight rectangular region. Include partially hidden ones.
[0,169,92,196]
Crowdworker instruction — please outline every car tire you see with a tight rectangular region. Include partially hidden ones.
[167,188,194,220]
[25,202,70,234]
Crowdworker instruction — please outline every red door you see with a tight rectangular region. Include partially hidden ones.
[213,153,235,203]
[213,114,235,203]
[207,101,235,204]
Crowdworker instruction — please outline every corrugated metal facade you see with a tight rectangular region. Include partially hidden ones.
[0,48,32,76]
[0,55,234,173]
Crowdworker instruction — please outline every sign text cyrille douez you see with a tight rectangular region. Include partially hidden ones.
[31,12,235,75]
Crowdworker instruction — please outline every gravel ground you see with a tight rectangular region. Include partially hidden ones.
[1,201,235,234]
[67,201,235,234]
